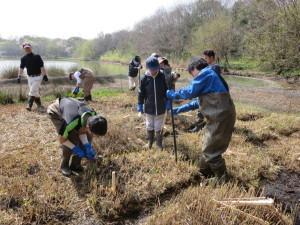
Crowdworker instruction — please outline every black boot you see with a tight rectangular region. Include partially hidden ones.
[147,130,154,149]
[26,96,35,111]
[35,97,45,112]
[209,157,230,184]
[70,155,84,173]
[155,131,164,150]
[61,148,72,176]
[84,95,92,101]
[198,155,214,178]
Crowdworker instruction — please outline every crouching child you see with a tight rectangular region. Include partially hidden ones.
[47,97,107,176]
[137,56,170,150]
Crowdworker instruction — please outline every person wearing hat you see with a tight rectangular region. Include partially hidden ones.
[128,56,143,91]
[151,53,160,58]
[47,97,107,176]
[17,43,48,111]
[138,56,170,150]
[166,58,236,182]
[69,68,96,101]
[158,57,180,90]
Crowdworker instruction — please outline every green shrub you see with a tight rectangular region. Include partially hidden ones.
[0,91,14,104]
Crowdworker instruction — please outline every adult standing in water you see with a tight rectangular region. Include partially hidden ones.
[17,42,48,112]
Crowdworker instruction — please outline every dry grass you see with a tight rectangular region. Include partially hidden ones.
[0,91,299,225]
[143,184,292,225]
[0,66,19,79]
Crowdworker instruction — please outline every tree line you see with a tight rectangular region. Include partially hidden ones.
[0,0,299,75]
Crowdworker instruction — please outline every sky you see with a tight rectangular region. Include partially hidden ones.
[0,0,195,39]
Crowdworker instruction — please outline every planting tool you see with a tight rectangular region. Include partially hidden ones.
[170,101,178,162]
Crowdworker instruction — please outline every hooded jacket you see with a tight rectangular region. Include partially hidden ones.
[138,70,168,115]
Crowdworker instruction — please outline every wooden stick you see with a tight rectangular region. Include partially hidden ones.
[111,171,117,193]
[215,200,270,225]
[219,198,274,206]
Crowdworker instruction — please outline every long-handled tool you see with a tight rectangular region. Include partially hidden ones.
[18,76,23,102]
[138,68,141,88]
[170,101,178,162]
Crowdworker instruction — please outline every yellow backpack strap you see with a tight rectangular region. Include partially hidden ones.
[81,111,97,127]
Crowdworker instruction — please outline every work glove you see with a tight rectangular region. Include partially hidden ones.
[137,103,144,113]
[166,90,179,100]
[72,87,80,95]
[84,143,96,160]
[71,146,85,158]
[172,107,181,115]
[17,76,21,84]
[43,75,48,82]
[165,99,172,111]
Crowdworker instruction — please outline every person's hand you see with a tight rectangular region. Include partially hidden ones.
[138,112,143,118]
[71,146,85,158]
[172,107,180,115]
[17,76,21,84]
[43,75,48,82]
[166,90,178,100]
[84,143,96,160]
[72,87,80,95]
[137,104,144,113]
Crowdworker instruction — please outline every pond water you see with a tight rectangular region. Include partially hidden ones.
[0,59,280,89]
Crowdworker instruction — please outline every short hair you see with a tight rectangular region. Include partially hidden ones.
[203,50,216,58]
[88,115,107,136]
[134,56,141,62]
[187,58,208,73]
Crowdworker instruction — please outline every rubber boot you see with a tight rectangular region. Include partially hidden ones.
[26,96,35,111]
[147,130,155,149]
[60,148,72,176]
[35,97,46,113]
[84,95,92,102]
[209,157,230,184]
[155,131,164,150]
[198,155,214,178]
[70,155,84,173]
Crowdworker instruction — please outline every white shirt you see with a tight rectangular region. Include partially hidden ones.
[74,71,82,84]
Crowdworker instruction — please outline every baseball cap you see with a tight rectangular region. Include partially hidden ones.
[22,43,32,49]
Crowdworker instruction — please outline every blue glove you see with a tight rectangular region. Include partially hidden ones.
[172,107,180,115]
[166,90,178,100]
[84,143,96,160]
[71,146,85,158]
[165,100,172,110]
[72,87,80,95]
[137,104,144,113]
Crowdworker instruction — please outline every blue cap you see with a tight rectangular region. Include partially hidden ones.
[146,56,160,70]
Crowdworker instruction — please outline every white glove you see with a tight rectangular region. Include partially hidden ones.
[138,112,143,118]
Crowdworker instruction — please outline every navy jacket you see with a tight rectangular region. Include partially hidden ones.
[138,71,168,115]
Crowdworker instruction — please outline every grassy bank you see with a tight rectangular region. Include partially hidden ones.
[100,50,133,64]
